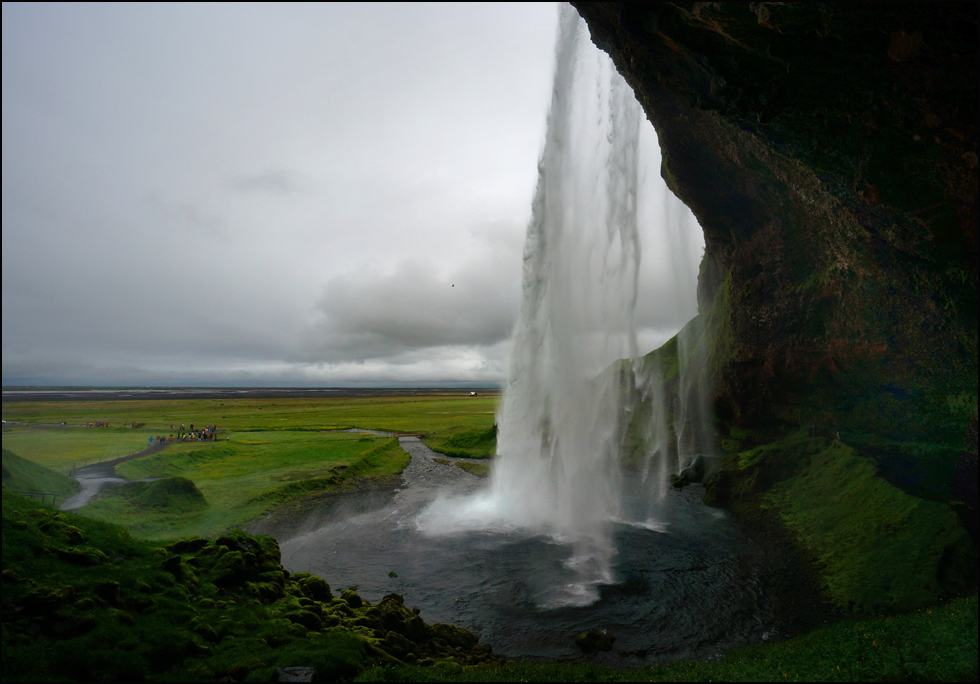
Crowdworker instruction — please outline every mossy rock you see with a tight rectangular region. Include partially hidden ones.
[53,545,109,566]
[575,628,615,652]
[380,630,416,660]
[378,593,427,644]
[166,536,208,554]
[17,583,76,616]
[285,610,324,632]
[298,575,332,602]
[208,550,250,588]
[341,588,363,608]
[426,622,478,651]
[247,580,284,603]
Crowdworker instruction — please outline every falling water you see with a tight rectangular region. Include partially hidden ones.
[488,5,642,603]
[417,5,713,607]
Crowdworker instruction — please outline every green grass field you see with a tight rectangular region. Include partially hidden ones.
[2,394,497,539]
[79,432,408,538]
[1,428,153,474]
[1,394,498,435]
[1,449,80,500]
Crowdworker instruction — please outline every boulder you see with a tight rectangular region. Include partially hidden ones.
[54,545,108,566]
[284,610,323,633]
[340,589,362,608]
[426,622,479,650]
[167,536,208,554]
[273,667,317,682]
[575,628,615,652]
[380,631,416,660]
[298,575,331,602]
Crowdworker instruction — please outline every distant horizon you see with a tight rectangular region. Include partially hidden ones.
[2,382,503,390]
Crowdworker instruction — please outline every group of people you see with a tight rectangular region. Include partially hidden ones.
[146,423,221,447]
[86,421,110,427]
[170,423,220,441]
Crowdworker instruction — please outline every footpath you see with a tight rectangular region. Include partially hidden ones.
[59,441,168,511]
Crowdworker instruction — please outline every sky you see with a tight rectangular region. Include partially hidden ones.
[2,2,703,387]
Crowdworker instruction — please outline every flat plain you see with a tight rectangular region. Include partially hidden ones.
[1,392,498,539]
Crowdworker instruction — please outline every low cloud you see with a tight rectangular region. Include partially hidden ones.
[228,170,303,196]
[299,227,523,363]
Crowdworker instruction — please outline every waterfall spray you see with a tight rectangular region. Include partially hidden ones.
[418,5,641,605]
[488,5,642,603]
[417,4,712,607]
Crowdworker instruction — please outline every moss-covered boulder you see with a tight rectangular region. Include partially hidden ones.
[575,628,616,652]
[3,489,499,682]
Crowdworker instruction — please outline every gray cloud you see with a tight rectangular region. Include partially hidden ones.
[2,3,706,387]
[228,170,302,196]
[299,224,524,363]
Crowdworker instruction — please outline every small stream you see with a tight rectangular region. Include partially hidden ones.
[276,437,774,663]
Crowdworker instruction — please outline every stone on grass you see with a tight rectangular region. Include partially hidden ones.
[575,628,615,652]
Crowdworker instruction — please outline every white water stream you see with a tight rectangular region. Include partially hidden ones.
[417,4,712,607]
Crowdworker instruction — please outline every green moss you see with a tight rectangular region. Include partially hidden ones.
[764,441,973,611]
[2,490,498,682]
[353,596,977,681]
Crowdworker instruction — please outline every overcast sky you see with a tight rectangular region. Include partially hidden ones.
[2,2,703,387]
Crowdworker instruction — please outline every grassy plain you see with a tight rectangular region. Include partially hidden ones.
[0,428,151,474]
[80,433,408,539]
[1,394,497,435]
[2,394,498,539]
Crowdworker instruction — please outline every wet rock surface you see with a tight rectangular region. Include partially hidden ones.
[574,3,977,445]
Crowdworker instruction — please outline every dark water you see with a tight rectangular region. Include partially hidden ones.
[278,479,773,664]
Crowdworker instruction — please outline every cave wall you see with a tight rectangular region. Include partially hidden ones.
[574,2,977,446]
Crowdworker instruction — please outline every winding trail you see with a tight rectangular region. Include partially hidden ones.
[59,442,169,511]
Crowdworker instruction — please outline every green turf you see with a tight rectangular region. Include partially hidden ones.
[423,425,497,459]
[2,396,494,539]
[354,596,978,681]
[453,461,491,478]
[1,427,152,474]
[1,394,498,436]
[763,439,974,612]
[79,432,409,539]
[0,492,408,682]
[1,448,80,500]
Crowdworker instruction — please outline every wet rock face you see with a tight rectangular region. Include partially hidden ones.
[574,3,977,441]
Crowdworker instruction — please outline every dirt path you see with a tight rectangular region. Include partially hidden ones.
[59,442,169,511]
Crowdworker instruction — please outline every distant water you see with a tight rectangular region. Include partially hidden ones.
[0,387,498,402]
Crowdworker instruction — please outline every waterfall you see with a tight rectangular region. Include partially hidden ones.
[417,4,711,607]
[488,4,641,604]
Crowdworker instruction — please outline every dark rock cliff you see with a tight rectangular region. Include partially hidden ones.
[575,3,978,610]
[574,2,977,444]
